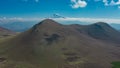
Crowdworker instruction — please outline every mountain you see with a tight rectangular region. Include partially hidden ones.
[0,21,38,32]
[0,19,120,32]
[0,19,120,68]
[0,26,15,38]
[70,22,120,43]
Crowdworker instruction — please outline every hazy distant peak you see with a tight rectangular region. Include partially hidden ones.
[88,22,111,28]
[41,19,57,23]
[38,19,60,25]
[93,22,109,26]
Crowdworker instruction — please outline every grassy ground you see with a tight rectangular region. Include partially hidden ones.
[112,62,120,68]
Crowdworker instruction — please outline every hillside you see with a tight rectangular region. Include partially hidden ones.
[0,19,120,68]
[0,27,15,38]
[70,22,120,43]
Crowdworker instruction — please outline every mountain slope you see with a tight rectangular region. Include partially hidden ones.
[0,26,15,38]
[70,22,120,43]
[0,19,120,68]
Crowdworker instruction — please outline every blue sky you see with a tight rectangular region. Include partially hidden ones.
[0,0,120,24]
[0,0,120,18]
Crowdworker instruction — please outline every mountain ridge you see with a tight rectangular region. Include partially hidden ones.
[0,19,120,68]
[70,21,120,43]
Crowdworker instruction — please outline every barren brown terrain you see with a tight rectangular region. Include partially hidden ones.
[0,19,120,68]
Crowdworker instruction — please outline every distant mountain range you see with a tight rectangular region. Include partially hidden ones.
[0,20,120,32]
[0,21,38,32]
[0,19,120,68]
[110,23,120,30]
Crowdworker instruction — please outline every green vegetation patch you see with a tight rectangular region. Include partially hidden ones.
[112,62,120,68]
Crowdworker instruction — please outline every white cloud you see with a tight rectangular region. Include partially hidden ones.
[103,0,120,8]
[116,0,120,5]
[71,0,87,8]
[0,17,43,23]
[109,0,116,6]
[53,17,120,24]
[103,0,109,6]
[1,17,120,24]
[70,0,120,9]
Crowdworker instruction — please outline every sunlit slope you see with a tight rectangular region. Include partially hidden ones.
[0,19,120,68]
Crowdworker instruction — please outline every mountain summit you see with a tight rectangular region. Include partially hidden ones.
[36,19,61,26]
[0,19,120,68]
[92,22,110,26]
[31,19,62,33]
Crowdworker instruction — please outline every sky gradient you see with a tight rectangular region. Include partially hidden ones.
[0,0,120,24]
